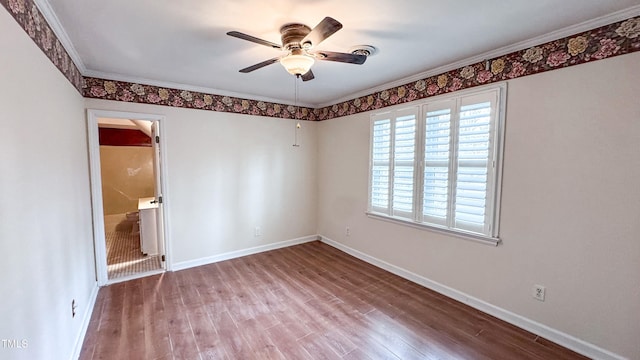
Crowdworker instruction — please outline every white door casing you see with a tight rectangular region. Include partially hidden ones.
[151,121,166,265]
[86,109,171,285]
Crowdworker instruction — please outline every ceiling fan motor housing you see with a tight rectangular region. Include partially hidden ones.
[280,24,311,50]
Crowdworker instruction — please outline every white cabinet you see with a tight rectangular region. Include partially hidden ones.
[138,197,158,255]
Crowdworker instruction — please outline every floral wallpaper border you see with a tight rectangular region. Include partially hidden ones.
[320,16,639,120]
[1,0,83,92]
[83,77,318,120]
[2,0,638,120]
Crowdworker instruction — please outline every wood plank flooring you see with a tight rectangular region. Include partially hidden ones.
[79,241,589,360]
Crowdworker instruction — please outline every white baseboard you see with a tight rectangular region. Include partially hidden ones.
[70,282,99,360]
[172,235,320,271]
[320,236,625,360]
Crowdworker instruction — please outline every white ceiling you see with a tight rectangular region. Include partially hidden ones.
[40,0,640,107]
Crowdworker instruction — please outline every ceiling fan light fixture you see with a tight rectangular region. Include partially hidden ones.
[280,54,315,76]
[229,17,367,80]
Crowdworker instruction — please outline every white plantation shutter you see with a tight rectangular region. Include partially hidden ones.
[423,101,454,226]
[392,113,416,218]
[369,108,418,219]
[454,99,493,234]
[371,118,391,212]
[369,85,503,241]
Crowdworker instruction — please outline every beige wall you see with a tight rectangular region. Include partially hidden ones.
[0,9,96,360]
[100,145,155,215]
[316,52,640,359]
[85,99,319,266]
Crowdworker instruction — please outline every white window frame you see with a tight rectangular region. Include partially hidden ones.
[367,83,506,245]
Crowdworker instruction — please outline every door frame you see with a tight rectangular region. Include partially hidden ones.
[87,109,172,286]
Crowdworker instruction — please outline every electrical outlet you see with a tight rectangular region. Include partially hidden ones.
[345,226,351,236]
[533,285,545,301]
[254,226,261,237]
[71,299,77,318]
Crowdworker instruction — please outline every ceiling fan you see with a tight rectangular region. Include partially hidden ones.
[227,17,367,81]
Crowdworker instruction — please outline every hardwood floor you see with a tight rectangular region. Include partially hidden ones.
[79,241,588,360]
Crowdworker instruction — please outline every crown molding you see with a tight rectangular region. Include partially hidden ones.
[317,4,640,108]
[83,69,317,109]
[33,0,87,74]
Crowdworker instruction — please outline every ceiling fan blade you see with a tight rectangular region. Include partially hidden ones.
[239,57,281,73]
[301,17,343,48]
[316,51,367,65]
[227,31,282,49]
[301,70,315,82]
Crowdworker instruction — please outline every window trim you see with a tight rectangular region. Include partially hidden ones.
[367,83,507,245]
[365,211,501,246]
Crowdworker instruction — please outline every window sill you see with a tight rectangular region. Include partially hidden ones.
[365,212,501,246]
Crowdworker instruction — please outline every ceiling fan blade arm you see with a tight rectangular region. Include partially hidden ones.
[316,51,367,64]
[301,17,343,48]
[301,70,315,81]
[239,57,281,73]
[227,31,282,49]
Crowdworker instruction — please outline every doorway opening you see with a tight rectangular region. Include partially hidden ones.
[87,110,169,285]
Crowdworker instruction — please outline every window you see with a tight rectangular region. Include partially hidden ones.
[368,85,505,243]
[370,108,419,218]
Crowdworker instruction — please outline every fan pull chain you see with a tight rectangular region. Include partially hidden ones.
[293,76,301,147]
